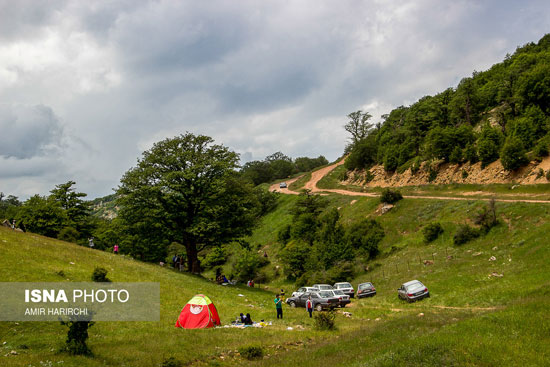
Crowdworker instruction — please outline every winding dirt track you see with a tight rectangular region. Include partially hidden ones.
[272,158,550,204]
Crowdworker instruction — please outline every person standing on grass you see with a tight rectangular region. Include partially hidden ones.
[306,296,313,318]
[274,294,283,319]
[113,244,119,254]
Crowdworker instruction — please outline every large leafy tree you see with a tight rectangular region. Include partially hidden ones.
[50,181,93,239]
[345,110,373,144]
[116,133,261,273]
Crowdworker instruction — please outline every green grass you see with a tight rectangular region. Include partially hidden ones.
[2,192,550,366]
[289,173,311,191]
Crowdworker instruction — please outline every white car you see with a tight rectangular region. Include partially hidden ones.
[291,286,317,297]
[312,284,334,291]
[334,282,355,298]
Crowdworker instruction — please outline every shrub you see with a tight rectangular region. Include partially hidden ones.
[537,168,545,179]
[428,164,438,182]
[463,143,478,164]
[410,157,422,175]
[533,140,549,160]
[501,136,528,171]
[364,170,375,183]
[383,150,399,172]
[345,219,384,257]
[91,267,110,282]
[58,227,80,243]
[380,188,403,204]
[449,146,463,164]
[238,345,264,360]
[473,199,498,234]
[453,224,480,246]
[461,169,469,179]
[422,222,443,243]
[201,246,227,269]
[277,224,291,244]
[61,320,94,355]
[314,310,336,331]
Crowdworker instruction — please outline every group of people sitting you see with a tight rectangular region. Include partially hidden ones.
[238,313,253,325]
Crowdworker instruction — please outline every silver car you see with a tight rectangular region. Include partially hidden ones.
[398,280,430,302]
[291,286,317,298]
[312,284,334,291]
[326,289,351,307]
[333,282,355,298]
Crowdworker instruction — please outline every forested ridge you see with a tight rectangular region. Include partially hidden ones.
[346,34,550,174]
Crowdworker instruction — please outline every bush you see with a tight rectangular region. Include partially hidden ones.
[232,248,266,282]
[91,267,110,282]
[428,164,438,182]
[383,150,399,172]
[461,169,469,179]
[449,146,462,164]
[58,227,80,243]
[314,310,336,331]
[201,246,227,269]
[501,136,528,171]
[238,345,264,360]
[422,222,443,243]
[473,199,498,234]
[410,157,422,175]
[533,140,549,160]
[345,219,384,257]
[453,224,480,246]
[61,320,94,355]
[380,188,403,204]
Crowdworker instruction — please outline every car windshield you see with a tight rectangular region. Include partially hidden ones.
[319,285,332,290]
[319,291,333,298]
[359,283,373,289]
[406,282,425,292]
[333,290,345,295]
[337,283,352,288]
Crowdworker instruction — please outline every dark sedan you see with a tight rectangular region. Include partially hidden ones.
[286,291,339,311]
[357,282,377,298]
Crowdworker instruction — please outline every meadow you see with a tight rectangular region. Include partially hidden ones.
[2,191,550,366]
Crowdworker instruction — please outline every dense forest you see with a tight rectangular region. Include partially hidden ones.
[345,34,550,173]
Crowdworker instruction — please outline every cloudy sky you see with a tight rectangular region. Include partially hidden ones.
[1,0,549,199]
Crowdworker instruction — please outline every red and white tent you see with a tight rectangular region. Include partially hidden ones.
[175,294,221,329]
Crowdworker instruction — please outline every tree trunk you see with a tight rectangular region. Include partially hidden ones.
[185,242,201,274]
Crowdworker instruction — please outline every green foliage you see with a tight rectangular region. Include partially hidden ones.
[547,170,550,181]
[453,224,480,246]
[58,227,80,243]
[380,188,403,204]
[344,110,373,144]
[478,125,503,168]
[428,164,438,182]
[461,169,469,179]
[16,195,66,238]
[473,199,499,234]
[231,248,267,282]
[201,246,227,269]
[345,219,384,257]
[280,240,311,280]
[422,222,444,243]
[383,150,399,172]
[314,310,336,331]
[449,146,463,164]
[91,267,110,282]
[238,345,264,360]
[294,156,329,172]
[116,133,262,272]
[241,154,327,186]
[61,320,93,355]
[342,34,550,174]
[501,135,528,171]
[410,157,422,174]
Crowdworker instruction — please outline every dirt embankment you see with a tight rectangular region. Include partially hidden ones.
[350,156,550,187]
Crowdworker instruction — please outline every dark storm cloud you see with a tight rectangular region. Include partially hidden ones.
[0,104,63,159]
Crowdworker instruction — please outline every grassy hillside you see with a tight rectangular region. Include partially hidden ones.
[2,191,550,366]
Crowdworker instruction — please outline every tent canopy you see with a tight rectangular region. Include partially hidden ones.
[175,294,221,329]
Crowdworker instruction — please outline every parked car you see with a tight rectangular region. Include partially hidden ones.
[312,284,334,291]
[291,286,317,298]
[356,282,376,298]
[286,291,339,311]
[398,280,430,302]
[326,289,351,307]
[279,182,287,188]
[333,282,355,298]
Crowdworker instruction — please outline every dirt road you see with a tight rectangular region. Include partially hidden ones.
[276,158,550,204]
